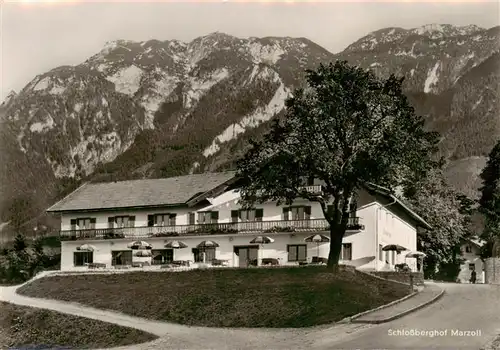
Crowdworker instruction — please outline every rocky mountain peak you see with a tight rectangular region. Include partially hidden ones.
[1,90,17,107]
[411,23,484,38]
[1,25,498,235]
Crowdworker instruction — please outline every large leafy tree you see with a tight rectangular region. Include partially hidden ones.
[236,61,440,269]
[478,140,500,257]
[405,169,471,279]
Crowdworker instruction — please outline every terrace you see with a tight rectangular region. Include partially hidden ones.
[59,217,364,241]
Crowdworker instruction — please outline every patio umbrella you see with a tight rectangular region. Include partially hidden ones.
[405,251,426,273]
[304,234,330,257]
[250,236,275,266]
[249,236,275,244]
[76,244,96,252]
[165,240,188,261]
[382,244,407,253]
[164,240,188,249]
[197,240,220,248]
[405,251,426,258]
[134,250,152,257]
[197,240,220,263]
[127,241,152,250]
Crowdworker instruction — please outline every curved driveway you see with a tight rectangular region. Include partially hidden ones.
[1,278,499,350]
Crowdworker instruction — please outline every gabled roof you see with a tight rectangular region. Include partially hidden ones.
[363,183,433,230]
[463,237,486,248]
[47,171,237,213]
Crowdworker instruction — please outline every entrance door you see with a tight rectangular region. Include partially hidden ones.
[235,246,259,267]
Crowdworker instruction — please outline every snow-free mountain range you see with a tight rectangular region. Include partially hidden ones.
[1,23,499,235]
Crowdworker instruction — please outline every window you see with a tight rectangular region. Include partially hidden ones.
[71,218,96,230]
[112,251,132,266]
[379,244,383,261]
[341,243,352,260]
[231,209,264,222]
[198,211,219,224]
[469,263,475,271]
[192,247,216,263]
[188,212,196,225]
[283,206,311,221]
[288,244,307,262]
[147,214,176,227]
[151,249,174,265]
[74,251,93,266]
[306,176,315,186]
[108,216,136,228]
[465,245,472,253]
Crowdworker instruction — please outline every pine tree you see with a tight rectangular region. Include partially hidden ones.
[478,140,500,257]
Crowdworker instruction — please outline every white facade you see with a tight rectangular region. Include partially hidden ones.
[57,187,421,272]
[457,241,485,283]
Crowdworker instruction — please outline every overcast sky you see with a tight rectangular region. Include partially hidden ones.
[1,0,499,100]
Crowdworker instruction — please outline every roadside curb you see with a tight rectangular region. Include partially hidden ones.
[350,287,445,324]
[337,290,419,324]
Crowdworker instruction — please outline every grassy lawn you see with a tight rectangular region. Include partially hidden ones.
[18,266,410,328]
[0,301,157,349]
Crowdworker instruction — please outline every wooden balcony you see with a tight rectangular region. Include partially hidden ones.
[59,217,363,241]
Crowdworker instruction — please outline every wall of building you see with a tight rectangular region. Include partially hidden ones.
[61,231,334,271]
[58,187,420,272]
[457,242,484,283]
[368,202,418,272]
[485,258,500,285]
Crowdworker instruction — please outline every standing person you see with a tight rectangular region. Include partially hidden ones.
[470,268,477,284]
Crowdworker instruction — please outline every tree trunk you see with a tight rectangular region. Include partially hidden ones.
[327,225,344,271]
[325,192,351,271]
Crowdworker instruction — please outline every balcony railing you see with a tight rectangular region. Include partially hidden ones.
[60,217,363,241]
[297,185,323,193]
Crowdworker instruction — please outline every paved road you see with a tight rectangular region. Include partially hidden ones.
[310,283,500,350]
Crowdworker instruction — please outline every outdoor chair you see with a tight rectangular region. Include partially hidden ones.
[311,257,328,265]
[211,259,229,267]
[395,263,410,272]
[261,258,280,266]
[248,259,258,267]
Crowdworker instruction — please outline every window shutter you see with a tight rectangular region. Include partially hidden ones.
[298,245,307,261]
[231,210,239,222]
[255,208,264,221]
[327,205,334,215]
[189,212,196,225]
[211,211,219,221]
[147,215,154,227]
[307,176,314,186]
[169,214,176,226]
[283,207,289,221]
[129,216,135,227]
[304,206,311,219]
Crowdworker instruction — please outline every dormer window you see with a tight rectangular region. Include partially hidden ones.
[465,245,472,253]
